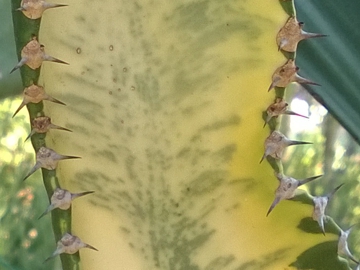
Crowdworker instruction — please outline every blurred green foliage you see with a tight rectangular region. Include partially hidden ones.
[0,98,60,270]
[280,88,360,267]
[0,0,23,99]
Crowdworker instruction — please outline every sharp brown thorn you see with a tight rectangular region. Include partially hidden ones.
[266,196,281,217]
[298,175,323,186]
[13,102,26,118]
[284,111,309,119]
[23,162,42,181]
[71,191,95,200]
[288,140,313,146]
[10,58,27,74]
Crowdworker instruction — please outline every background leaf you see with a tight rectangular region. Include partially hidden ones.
[296,0,360,143]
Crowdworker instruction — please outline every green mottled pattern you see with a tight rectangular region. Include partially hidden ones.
[40,1,299,269]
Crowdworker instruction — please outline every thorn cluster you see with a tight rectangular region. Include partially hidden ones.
[262,2,359,267]
[10,1,96,265]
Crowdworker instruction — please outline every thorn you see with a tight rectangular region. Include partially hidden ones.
[43,55,69,65]
[295,74,321,87]
[12,101,26,118]
[266,196,280,216]
[18,0,68,20]
[39,188,94,218]
[44,233,97,262]
[338,226,359,264]
[261,131,311,162]
[13,84,65,117]
[71,191,95,200]
[287,140,312,146]
[276,16,326,53]
[23,161,42,181]
[38,204,54,219]
[23,147,80,181]
[268,77,281,92]
[298,175,322,186]
[10,58,27,74]
[264,98,294,127]
[312,184,343,235]
[11,37,68,71]
[24,129,36,142]
[267,173,319,216]
[312,196,328,235]
[269,59,319,90]
[301,31,327,41]
[25,116,72,141]
[327,183,344,199]
[259,153,266,164]
[284,110,309,119]
[269,59,297,90]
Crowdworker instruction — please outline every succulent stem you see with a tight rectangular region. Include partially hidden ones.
[10,0,79,268]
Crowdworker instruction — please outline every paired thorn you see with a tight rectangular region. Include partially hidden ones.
[39,188,94,219]
[338,225,359,265]
[23,147,80,181]
[312,184,344,235]
[264,98,308,127]
[44,233,97,262]
[17,0,67,20]
[13,84,65,118]
[267,173,322,216]
[260,130,312,163]
[25,116,72,141]
[276,16,326,53]
[10,36,68,74]
[268,59,319,91]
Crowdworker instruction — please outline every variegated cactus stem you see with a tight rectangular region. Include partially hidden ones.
[266,173,322,216]
[312,183,344,235]
[268,59,320,92]
[260,130,312,164]
[276,16,326,53]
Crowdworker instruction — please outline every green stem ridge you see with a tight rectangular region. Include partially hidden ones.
[11,0,79,269]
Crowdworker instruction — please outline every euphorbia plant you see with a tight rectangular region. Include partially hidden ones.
[9,0,357,269]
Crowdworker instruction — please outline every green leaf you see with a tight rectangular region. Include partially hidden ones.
[296,0,360,143]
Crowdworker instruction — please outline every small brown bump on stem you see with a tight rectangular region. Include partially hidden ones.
[13,84,65,117]
[23,147,80,181]
[10,36,68,74]
[276,16,326,53]
[25,116,72,141]
[312,184,344,235]
[44,233,98,262]
[39,188,94,219]
[17,0,67,20]
[264,97,309,127]
[268,59,319,91]
[260,130,312,163]
[267,173,322,216]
